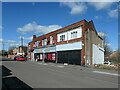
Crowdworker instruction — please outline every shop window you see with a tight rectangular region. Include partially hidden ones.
[40,54,43,59]
[52,53,56,60]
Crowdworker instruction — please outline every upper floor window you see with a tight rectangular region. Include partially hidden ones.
[60,35,65,41]
[50,36,53,45]
[42,39,47,46]
[35,41,40,47]
[28,45,30,49]
[71,31,77,39]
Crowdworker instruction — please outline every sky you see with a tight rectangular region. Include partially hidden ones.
[1,1,119,51]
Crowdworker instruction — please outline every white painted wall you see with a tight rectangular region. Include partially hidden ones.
[92,44,104,64]
[57,32,67,42]
[68,27,82,40]
[56,41,82,51]
[57,26,82,42]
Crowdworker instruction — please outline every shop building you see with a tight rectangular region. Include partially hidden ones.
[28,19,104,66]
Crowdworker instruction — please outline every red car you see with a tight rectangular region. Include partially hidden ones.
[14,56,25,61]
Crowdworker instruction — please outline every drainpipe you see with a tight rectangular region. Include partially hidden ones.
[43,49,45,63]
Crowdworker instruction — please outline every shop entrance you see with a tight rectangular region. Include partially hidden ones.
[57,50,81,65]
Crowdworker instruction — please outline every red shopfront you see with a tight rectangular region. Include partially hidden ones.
[34,46,56,62]
[47,52,56,61]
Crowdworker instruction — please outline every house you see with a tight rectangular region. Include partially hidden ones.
[13,46,28,56]
[13,48,19,55]
[28,19,104,66]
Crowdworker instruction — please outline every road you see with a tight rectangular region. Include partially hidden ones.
[2,58,119,89]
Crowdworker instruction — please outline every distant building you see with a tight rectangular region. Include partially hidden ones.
[13,46,28,56]
[18,46,27,53]
[13,48,19,55]
[28,19,104,66]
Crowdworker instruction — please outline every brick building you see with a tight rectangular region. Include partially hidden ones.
[28,19,104,66]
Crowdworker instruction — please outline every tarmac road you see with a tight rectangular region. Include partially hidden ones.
[2,58,119,89]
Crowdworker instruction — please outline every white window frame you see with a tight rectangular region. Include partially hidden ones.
[50,36,53,45]
[42,38,47,46]
[60,35,65,41]
[71,31,77,39]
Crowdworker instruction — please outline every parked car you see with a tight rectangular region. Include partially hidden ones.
[14,56,19,60]
[104,60,112,65]
[14,56,25,61]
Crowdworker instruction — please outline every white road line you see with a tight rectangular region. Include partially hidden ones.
[42,63,48,65]
[56,65,64,68]
[38,63,48,65]
[49,64,64,68]
[93,71,120,76]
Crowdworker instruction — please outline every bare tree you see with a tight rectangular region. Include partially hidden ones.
[98,32,112,61]
[8,46,16,55]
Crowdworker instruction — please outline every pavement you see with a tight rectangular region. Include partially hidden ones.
[1,58,119,89]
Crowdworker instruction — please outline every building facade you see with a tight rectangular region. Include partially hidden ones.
[28,19,104,66]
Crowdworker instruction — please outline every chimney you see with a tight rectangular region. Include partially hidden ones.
[33,35,36,41]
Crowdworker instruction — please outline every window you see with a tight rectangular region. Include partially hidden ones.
[50,36,53,45]
[35,41,40,47]
[40,54,43,59]
[60,35,65,41]
[71,31,77,39]
[28,45,30,49]
[52,53,56,60]
[42,38,47,46]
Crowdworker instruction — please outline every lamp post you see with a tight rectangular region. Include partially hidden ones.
[21,36,24,56]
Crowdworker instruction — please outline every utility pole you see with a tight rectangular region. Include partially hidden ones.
[21,36,24,56]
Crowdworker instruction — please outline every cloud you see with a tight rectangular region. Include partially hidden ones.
[24,36,33,41]
[98,32,106,38]
[0,25,2,29]
[17,22,62,34]
[6,40,16,43]
[0,38,3,42]
[0,25,3,32]
[35,24,62,34]
[59,0,118,2]
[108,9,118,18]
[60,2,87,15]
[94,16,102,19]
[19,36,33,41]
[104,43,111,46]
[89,2,113,10]
[98,32,106,36]
[17,22,36,34]
[0,38,16,43]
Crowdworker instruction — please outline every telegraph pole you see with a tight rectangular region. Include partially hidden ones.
[21,36,24,56]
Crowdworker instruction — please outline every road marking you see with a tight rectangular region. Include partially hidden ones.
[93,71,120,76]
[37,62,64,68]
[38,63,48,65]
[49,64,64,68]
[42,63,48,65]
[56,65,64,68]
